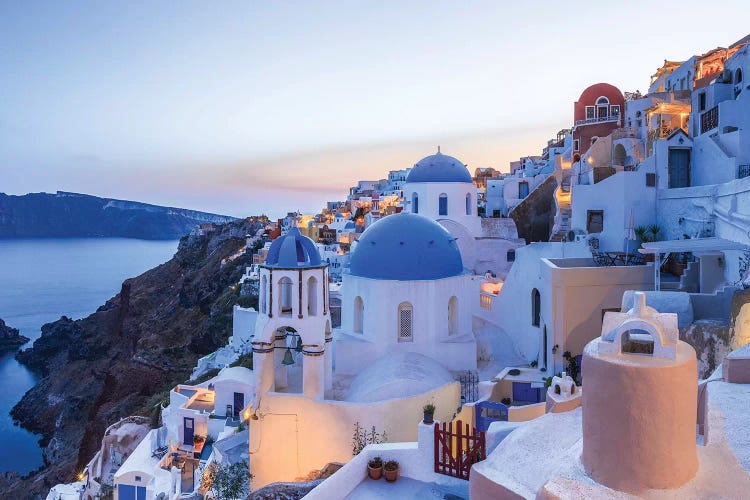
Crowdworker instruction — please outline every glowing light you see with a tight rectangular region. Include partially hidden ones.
[243,409,250,421]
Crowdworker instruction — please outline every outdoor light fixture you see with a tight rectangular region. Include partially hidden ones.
[282,347,295,365]
[295,336,303,353]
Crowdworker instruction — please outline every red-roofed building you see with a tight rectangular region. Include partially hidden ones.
[572,83,625,159]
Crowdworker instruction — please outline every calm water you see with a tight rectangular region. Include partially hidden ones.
[0,238,177,474]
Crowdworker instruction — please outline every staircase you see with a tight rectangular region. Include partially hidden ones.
[550,174,572,242]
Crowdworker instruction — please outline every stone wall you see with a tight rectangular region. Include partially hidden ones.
[509,175,557,243]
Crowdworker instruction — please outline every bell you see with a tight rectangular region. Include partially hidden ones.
[294,336,303,353]
[282,348,295,365]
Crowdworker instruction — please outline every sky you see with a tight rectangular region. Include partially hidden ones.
[1,1,749,218]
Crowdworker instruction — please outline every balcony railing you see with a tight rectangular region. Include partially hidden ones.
[739,164,750,179]
[574,115,620,127]
[480,293,494,310]
[700,106,719,134]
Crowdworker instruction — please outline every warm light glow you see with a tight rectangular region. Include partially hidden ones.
[243,409,250,421]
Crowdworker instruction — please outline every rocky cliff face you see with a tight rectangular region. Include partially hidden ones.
[0,318,29,349]
[0,191,235,239]
[1,218,260,499]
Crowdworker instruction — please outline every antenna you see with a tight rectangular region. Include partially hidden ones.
[437,145,441,153]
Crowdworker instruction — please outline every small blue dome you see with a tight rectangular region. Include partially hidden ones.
[265,227,322,268]
[406,151,472,183]
[349,213,464,280]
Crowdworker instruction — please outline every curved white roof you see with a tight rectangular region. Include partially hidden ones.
[215,366,253,385]
[345,351,454,402]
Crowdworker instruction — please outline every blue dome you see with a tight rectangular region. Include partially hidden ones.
[406,151,472,183]
[349,213,464,280]
[265,227,322,268]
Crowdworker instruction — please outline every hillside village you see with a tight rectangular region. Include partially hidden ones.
[48,33,750,500]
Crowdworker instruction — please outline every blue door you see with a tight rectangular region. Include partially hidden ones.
[233,392,244,418]
[118,485,145,500]
[475,400,508,432]
[118,485,135,500]
[183,417,194,445]
[512,382,542,404]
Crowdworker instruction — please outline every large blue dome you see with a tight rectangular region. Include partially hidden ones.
[349,213,464,280]
[265,227,322,268]
[406,151,472,183]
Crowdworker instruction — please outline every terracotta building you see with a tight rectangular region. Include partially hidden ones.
[572,83,625,159]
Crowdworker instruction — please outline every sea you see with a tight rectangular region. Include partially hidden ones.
[0,238,178,474]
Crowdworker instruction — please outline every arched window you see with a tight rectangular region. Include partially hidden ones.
[307,276,318,316]
[506,249,515,262]
[737,68,743,84]
[614,144,627,166]
[353,296,363,333]
[596,96,609,119]
[260,275,267,314]
[397,302,413,342]
[465,193,472,215]
[412,192,419,214]
[448,296,458,335]
[531,288,541,327]
[438,193,448,216]
[279,277,293,317]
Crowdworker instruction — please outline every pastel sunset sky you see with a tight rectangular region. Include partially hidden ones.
[2,1,748,217]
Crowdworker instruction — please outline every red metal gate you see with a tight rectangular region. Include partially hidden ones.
[434,420,486,480]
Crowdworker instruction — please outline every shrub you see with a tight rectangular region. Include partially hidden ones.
[352,422,387,456]
[368,456,383,468]
[422,403,435,415]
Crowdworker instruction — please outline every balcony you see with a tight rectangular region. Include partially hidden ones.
[574,115,620,127]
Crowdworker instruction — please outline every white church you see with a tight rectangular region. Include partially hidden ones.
[246,151,521,487]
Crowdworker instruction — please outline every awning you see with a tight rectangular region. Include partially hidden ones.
[639,237,748,255]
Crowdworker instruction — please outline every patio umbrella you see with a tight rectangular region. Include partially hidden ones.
[625,208,636,256]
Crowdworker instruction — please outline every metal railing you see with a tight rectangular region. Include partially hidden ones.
[480,293,493,310]
[739,164,750,179]
[574,115,620,126]
[700,106,719,134]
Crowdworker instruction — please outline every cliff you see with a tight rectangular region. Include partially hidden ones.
[2,218,261,499]
[0,318,29,349]
[0,191,235,240]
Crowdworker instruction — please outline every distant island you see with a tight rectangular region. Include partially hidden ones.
[0,191,236,240]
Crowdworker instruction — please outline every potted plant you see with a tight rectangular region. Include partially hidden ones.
[383,460,399,482]
[367,456,383,480]
[422,403,435,424]
[635,224,661,262]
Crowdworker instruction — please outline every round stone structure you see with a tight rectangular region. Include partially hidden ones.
[582,292,698,493]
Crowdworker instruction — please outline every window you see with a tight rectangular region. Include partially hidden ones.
[353,296,363,333]
[596,96,610,105]
[646,173,656,187]
[518,182,529,199]
[412,192,419,214]
[260,275,267,314]
[573,139,580,151]
[699,92,706,112]
[586,210,604,234]
[506,249,516,262]
[448,296,458,335]
[610,105,620,117]
[531,289,541,327]
[398,302,413,342]
[737,68,743,84]
[585,106,595,120]
[438,193,448,216]
[307,276,318,316]
[279,277,293,317]
[465,193,472,215]
[596,96,609,119]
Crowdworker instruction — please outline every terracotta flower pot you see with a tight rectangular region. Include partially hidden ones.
[368,465,382,480]
[384,467,399,482]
